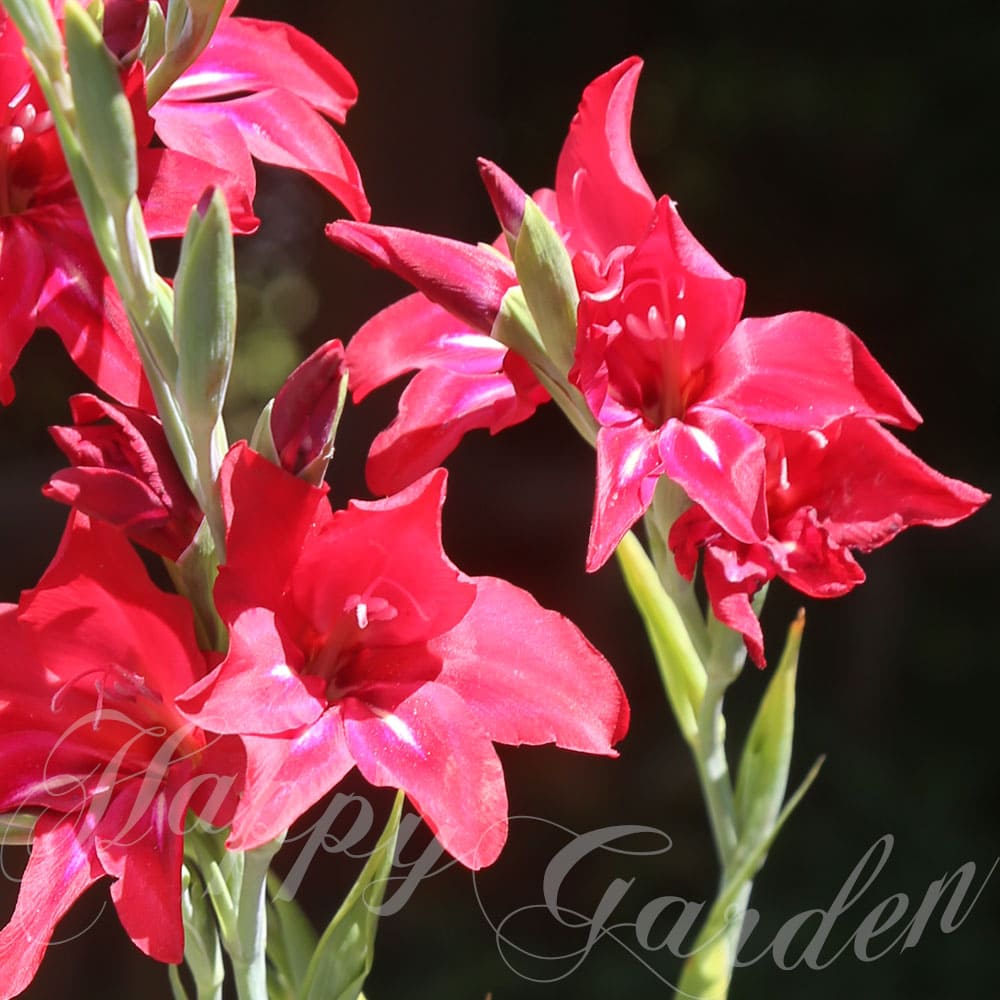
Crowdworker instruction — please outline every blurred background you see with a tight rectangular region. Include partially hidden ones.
[2,0,997,996]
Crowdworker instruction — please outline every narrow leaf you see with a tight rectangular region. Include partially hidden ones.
[301,792,404,1000]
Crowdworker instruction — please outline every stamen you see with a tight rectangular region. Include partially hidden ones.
[779,455,791,491]
[7,83,30,110]
[344,576,429,629]
[50,663,162,730]
[11,102,36,131]
[0,125,24,147]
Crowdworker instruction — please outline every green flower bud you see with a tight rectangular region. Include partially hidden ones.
[64,1,137,210]
[513,198,579,378]
[174,187,237,446]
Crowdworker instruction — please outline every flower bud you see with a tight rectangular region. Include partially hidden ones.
[44,394,203,560]
[270,340,349,485]
[477,156,528,248]
[174,186,236,454]
[733,610,804,855]
[326,220,517,334]
[64,0,138,210]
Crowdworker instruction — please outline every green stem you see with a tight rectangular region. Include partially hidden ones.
[692,675,738,870]
[644,479,710,660]
[229,838,285,1000]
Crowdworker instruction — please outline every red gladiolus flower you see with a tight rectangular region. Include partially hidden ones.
[0,11,255,405]
[0,514,242,997]
[326,217,549,495]
[178,445,628,868]
[669,418,989,664]
[148,0,370,220]
[571,196,920,570]
[325,57,664,496]
[344,291,547,495]
[44,393,203,561]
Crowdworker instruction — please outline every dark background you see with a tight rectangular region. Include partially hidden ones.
[2,0,997,996]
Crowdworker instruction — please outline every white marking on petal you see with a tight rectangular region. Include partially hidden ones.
[807,429,829,448]
[619,438,648,481]
[687,426,722,468]
[270,663,294,680]
[673,314,687,341]
[372,706,421,751]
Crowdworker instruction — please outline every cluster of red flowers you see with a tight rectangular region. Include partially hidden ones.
[0,4,628,995]
[327,58,988,665]
[0,3,987,995]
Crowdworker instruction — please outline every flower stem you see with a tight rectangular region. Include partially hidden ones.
[228,839,285,1000]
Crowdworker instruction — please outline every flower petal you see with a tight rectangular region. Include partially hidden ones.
[170,16,358,120]
[296,469,474,646]
[18,514,205,702]
[138,146,258,236]
[0,815,104,999]
[327,221,516,332]
[659,407,768,544]
[178,607,324,735]
[705,312,922,430]
[343,682,508,869]
[586,420,664,571]
[431,576,629,750]
[345,292,509,402]
[364,364,542,496]
[227,709,354,850]
[95,780,186,962]
[216,443,333,617]
[783,419,990,550]
[555,57,656,255]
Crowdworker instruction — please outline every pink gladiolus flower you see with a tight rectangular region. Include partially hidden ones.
[0,11,255,405]
[572,196,921,570]
[178,444,628,868]
[44,393,203,560]
[325,57,664,496]
[669,418,990,664]
[147,0,370,219]
[0,514,242,997]
[327,224,548,495]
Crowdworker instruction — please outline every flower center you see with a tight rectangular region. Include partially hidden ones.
[51,662,164,731]
[1,82,56,216]
[305,575,432,699]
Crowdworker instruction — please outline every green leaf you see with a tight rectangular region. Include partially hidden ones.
[674,754,825,1000]
[264,871,319,999]
[615,531,706,745]
[300,791,404,1000]
[64,0,137,210]
[733,609,804,862]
